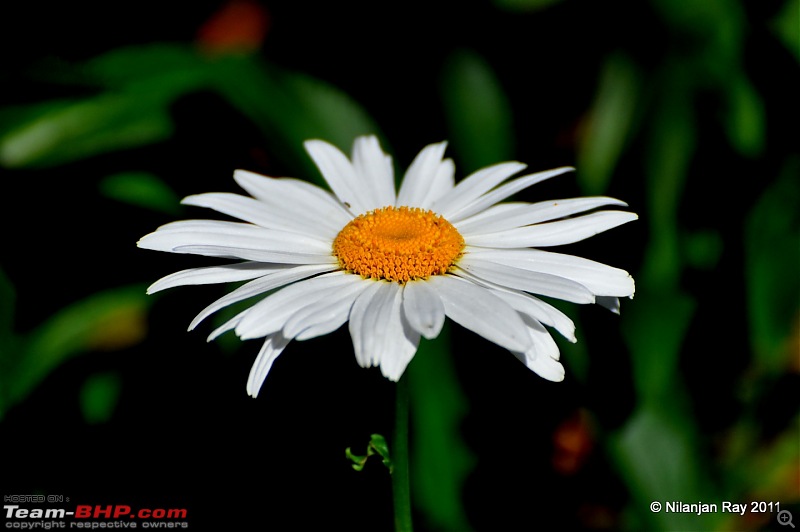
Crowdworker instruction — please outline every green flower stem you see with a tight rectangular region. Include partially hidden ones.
[392,374,413,532]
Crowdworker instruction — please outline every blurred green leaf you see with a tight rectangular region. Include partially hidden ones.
[0,100,78,142]
[2,44,383,178]
[609,404,719,532]
[577,53,642,195]
[0,94,173,168]
[2,284,150,416]
[0,44,211,169]
[210,57,315,178]
[744,158,800,371]
[620,80,696,389]
[772,0,800,63]
[724,73,765,158]
[285,72,384,158]
[641,67,696,289]
[211,56,382,184]
[80,372,122,424]
[100,171,182,214]
[408,326,474,532]
[83,44,207,88]
[441,49,514,173]
[622,292,695,403]
[651,0,744,83]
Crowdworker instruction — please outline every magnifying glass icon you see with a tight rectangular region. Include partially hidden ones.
[778,510,795,528]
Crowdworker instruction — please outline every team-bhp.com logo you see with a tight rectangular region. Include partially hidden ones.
[74,506,187,519]
[5,503,189,528]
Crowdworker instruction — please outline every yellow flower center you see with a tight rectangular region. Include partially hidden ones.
[333,206,465,283]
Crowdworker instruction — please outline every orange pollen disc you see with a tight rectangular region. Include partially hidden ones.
[332,206,465,283]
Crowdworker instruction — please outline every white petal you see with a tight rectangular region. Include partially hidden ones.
[235,271,355,339]
[293,307,354,341]
[146,262,289,294]
[380,321,420,381]
[454,202,529,234]
[172,245,335,264]
[138,220,334,260]
[207,308,247,342]
[528,356,565,382]
[351,136,396,208]
[346,280,420,379]
[396,141,449,207]
[456,196,628,236]
[188,263,338,331]
[246,333,291,398]
[233,170,351,233]
[418,158,455,209]
[465,210,638,248]
[522,317,561,361]
[182,192,335,240]
[354,282,405,370]
[377,285,420,381]
[456,256,595,304]
[431,161,526,218]
[466,248,635,297]
[139,220,336,264]
[402,280,446,340]
[282,280,369,340]
[507,291,577,343]
[509,319,565,381]
[445,166,575,222]
[304,139,373,215]
[348,280,386,368]
[426,274,532,353]
[455,269,577,342]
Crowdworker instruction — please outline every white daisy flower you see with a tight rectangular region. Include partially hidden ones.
[138,136,636,397]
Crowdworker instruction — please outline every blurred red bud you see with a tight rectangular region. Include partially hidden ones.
[197,0,269,54]
[553,409,594,475]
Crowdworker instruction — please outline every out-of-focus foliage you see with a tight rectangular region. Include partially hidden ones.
[772,0,800,61]
[573,0,798,529]
[100,171,182,214]
[80,371,122,424]
[0,93,174,168]
[441,49,514,174]
[0,271,149,420]
[744,158,800,371]
[577,53,643,196]
[0,44,382,182]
